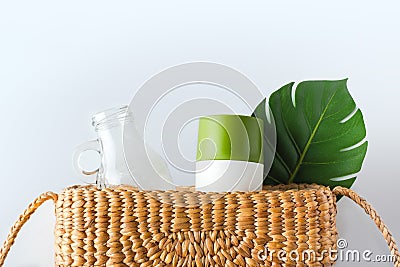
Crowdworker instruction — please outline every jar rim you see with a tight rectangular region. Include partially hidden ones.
[92,105,130,130]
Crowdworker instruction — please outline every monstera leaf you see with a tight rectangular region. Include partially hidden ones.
[253,79,368,189]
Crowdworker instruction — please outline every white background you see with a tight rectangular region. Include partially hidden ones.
[0,1,399,266]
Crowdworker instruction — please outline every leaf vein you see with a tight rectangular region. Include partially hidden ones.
[282,114,301,156]
[267,175,285,184]
[287,90,338,183]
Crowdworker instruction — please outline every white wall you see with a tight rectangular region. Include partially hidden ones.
[0,1,399,266]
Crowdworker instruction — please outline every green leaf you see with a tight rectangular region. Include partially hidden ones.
[253,79,368,189]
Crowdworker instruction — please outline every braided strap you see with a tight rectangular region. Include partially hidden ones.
[333,186,400,267]
[0,192,57,267]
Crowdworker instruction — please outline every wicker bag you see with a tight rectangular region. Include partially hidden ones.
[0,184,399,266]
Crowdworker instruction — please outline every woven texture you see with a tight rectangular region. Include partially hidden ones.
[54,184,337,266]
[1,184,399,266]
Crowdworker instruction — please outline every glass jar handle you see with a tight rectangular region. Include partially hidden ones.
[72,139,102,177]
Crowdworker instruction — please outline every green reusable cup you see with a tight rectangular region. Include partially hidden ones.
[196,115,264,192]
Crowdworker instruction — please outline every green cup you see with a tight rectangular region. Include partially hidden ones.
[196,115,264,192]
[196,114,264,163]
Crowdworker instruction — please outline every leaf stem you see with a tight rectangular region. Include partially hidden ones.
[287,91,337,184]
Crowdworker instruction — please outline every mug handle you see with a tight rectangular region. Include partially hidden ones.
[72,139,102,178]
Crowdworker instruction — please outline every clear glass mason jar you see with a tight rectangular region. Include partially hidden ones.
[73,106,137,187]
[73,105,174,190]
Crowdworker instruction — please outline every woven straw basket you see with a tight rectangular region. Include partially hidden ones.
[0,184,399,266]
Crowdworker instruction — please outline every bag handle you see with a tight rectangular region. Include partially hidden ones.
[333,186,400,267]
[0,192,57,267]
